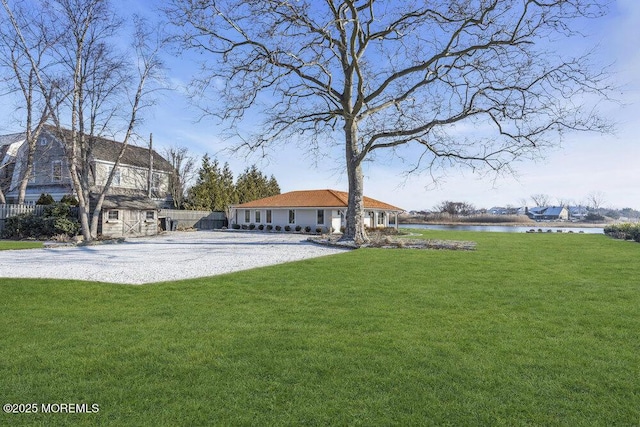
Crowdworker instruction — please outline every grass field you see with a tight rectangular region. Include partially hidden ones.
[1,230,638,426]
[0,240,43,251]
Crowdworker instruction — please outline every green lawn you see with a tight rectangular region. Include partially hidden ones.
[0,240,43,250]
[1,230,638,426]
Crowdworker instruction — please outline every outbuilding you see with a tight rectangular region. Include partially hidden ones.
[95,194,159,238]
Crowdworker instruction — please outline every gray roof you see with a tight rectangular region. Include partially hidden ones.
[0,132,25,147]
[43,126,174,172]
[92,193,158,210]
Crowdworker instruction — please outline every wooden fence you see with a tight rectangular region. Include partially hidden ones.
[158,209,227,230]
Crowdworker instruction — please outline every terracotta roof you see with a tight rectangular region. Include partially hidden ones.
[234,189,403,211]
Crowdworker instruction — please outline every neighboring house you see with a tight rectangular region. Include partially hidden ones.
[488,206,525,216]
[568,205,589,220]
[526,206,569,221]
[0,126,175,238]
[231,189,403,233]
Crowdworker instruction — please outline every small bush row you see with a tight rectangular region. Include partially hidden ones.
[231,223,329,234]
[604,224,640,242]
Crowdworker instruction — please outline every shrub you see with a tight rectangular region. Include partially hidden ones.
[305,226,311,233]
[249,223,256,230]
[60,194,79,206]
[1,202,79,239]
[605,223,640,242]
[275,225,282,231]
[266,225,273,231]
[241,224,248,230]
[258,224,264,230]
[315,227,323,234]
[585,212,605,222]
[295,225,302,232]
[232,223,241,230]
[36,193,55,205]
[284,225,291,232]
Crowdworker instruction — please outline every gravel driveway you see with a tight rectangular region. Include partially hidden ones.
[0,231,350,285]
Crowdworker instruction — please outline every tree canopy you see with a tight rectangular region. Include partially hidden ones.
[186,156,280,212]
[168,0,612,245]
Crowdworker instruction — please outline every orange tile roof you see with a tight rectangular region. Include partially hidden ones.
[233,189,402,211]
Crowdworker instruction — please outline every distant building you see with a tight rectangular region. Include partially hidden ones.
[568,206,589,220]
[526,206,569,221]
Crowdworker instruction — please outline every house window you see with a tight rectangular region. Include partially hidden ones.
[108,210,119,221]
[39,136,48,146]
[52,160,62,182]
[266,210,272,224]
[255,210,261,223]
[244,210,251,223]
[146,211,155,220]
[378,212,385,226]
[317,209,325,225]
[288,209,295,224]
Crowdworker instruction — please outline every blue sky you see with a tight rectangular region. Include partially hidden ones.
[3,0,638,211]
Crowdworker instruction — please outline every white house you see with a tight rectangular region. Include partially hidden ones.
[231,189,403,233]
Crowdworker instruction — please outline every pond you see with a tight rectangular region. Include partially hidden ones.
[400,223,604,234]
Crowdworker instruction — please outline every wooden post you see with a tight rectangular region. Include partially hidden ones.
[147,133,153,198]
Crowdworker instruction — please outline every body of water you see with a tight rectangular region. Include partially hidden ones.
[401,223,604,234]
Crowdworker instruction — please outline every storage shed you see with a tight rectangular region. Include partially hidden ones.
[95,194,159,238]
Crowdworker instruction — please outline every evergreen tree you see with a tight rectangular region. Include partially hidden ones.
[186,158,280,211]
[186,154,221,210]
[235,165,280,204]
[215,162,237,211]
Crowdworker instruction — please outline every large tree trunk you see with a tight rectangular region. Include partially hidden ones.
[17,143,34,203]
[341,122,369,246]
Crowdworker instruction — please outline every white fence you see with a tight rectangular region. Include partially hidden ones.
[0,204,46,234]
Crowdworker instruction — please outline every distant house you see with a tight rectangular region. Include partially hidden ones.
[231,189,403,233]
[526,206,569,221]
[568,206,589,220]
[0,126,175,238]
[489,206,524,216]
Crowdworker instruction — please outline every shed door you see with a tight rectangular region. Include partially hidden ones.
[123,210,142,236]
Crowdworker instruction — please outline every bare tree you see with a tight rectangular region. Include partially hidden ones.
[555,197,573,208]
[530,193,551,207]
[0,0,66,203]
[163,145,197,208]
[436,201,475,217]
[586,191,606,211]
[3,0,165,240]
[167,0,612,245]
[52,2,165,240]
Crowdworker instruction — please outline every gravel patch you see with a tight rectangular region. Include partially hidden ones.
[0,231,351,285]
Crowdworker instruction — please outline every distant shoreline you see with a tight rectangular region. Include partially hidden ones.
[399,221,607,228]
